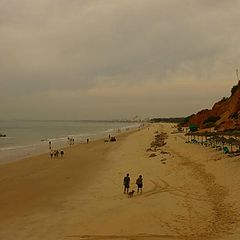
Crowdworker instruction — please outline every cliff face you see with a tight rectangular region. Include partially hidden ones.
[187,81,240,131]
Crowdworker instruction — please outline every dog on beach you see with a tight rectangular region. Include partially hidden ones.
[128,190,135,198]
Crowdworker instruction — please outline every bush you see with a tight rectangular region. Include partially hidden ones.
[180,115,193,126]
[203,115,220,125]
[231,85,238,95]
[189,124,198,132]
[221,97,228,102]
[229,112,238,119]
[183,116,191,124]
[203,122,216,128]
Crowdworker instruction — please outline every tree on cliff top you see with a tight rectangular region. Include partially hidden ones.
[231,84,238,96]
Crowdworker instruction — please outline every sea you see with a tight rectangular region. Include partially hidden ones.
[0,120,141,164]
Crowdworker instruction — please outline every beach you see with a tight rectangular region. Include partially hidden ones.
[0,123,240,240]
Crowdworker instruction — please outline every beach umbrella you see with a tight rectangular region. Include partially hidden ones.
[219,136,227,149]
[227,137,239,152]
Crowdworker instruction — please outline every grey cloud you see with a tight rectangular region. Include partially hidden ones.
[0,0,240,119]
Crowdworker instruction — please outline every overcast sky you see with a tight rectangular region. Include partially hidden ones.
[0,0,240,120]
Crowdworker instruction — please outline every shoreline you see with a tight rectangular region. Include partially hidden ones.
[0,122,143,165]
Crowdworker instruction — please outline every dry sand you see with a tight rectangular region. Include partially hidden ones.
[0,123,240,240]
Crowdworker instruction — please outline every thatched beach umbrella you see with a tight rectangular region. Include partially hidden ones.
[209,136,215,147]
[227,137,240,152]
[227,138,235,152]
[219,136,227,149]
[185,133,189,142]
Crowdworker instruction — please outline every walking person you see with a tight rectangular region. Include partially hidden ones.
[49,141,52,150]
[60,150,64,158]
[55,150,59,158]
[136,175,143,193]
[123,173,130,194]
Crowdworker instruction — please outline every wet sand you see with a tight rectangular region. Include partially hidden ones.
[0,123,240,240]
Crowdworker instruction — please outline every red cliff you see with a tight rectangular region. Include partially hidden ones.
[187,81,240,131]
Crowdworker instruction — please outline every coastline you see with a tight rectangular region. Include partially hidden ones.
[0,121,142,165]
[0,123,240,240]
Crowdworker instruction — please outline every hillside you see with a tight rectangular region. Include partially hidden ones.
[185,81,240,131]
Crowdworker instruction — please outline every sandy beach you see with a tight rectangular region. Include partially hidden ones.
[0,123,240,240]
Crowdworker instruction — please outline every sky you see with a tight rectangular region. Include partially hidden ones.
[1,0,240,120]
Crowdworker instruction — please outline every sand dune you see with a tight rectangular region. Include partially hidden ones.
[0,123,240,240]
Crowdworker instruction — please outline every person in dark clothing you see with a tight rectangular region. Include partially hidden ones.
[49,141,52,150]
[60,150,64,158]
[123,173,130,194]
[136,175,143,193]
[54,150,59,158]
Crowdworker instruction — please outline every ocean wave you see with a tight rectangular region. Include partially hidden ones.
[0,136,16,139]
[104,128,114,133]
[0,145,32,151]
[47,137,67,142]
